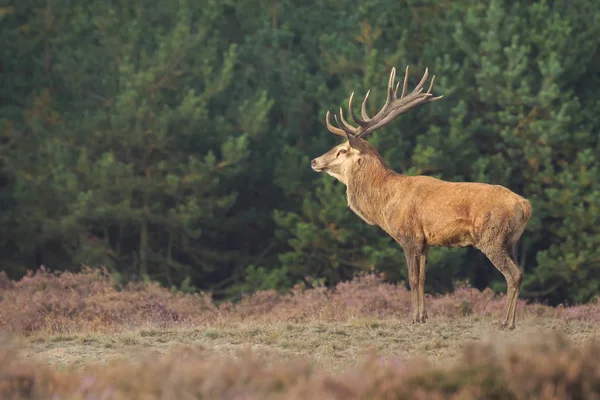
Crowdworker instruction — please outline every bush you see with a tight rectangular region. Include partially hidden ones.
[1,268,599,334]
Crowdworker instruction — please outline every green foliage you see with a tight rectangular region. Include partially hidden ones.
[0,0,271,288]
[226,264,292,296]
[1,0,599,305]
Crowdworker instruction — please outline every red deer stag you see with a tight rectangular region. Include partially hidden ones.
[311,66,532,329]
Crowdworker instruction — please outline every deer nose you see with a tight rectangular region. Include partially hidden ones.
[311,159,317,167]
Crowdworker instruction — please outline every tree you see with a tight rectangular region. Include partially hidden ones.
[1,0,599,305]
[1,0,273,290]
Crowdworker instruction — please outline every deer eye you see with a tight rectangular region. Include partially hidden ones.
[338,149,347,156]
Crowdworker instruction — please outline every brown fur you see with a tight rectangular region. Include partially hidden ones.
[312,138,532,329]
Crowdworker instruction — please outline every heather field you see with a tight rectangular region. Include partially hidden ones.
[1,268,600,399]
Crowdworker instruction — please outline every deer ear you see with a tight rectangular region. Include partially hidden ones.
[346,134,368,153]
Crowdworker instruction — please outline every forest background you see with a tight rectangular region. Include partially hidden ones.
[1,0,599,306]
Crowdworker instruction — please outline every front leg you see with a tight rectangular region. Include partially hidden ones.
[404,249,420,323]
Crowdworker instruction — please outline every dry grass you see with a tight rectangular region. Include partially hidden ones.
[1,268,600,399]
[14,316,599,371]
[3,328,600,399]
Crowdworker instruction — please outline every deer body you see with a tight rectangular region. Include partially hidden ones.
[349,164,530,248]
[312,66,531,329]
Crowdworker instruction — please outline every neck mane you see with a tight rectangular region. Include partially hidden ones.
[345,154,400,226]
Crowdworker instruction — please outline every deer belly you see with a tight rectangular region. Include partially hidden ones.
[424,220,476,248]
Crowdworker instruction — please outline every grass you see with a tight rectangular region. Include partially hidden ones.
[2,268,600,398]
[15,315,599,371]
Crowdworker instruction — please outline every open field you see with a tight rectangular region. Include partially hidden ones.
[12,316,599,371]
[2,268,600,398]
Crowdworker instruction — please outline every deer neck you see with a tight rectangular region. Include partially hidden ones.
[345,158,397,226]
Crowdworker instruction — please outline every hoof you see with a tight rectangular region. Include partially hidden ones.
[498,320,516,330]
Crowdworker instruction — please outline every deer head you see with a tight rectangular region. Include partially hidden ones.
[310,138,373,184]
[311,66,443,183]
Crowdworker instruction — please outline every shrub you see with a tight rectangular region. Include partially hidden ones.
[1,268,599,334]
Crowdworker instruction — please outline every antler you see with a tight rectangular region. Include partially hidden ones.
[325,66,443,139]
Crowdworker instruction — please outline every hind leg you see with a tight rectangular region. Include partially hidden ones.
[506,240,523,327]
[479,243,522,329]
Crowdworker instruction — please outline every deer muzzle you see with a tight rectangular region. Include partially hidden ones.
[311,158,325,172]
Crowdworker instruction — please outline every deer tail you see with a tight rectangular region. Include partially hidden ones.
[518,198,532,223]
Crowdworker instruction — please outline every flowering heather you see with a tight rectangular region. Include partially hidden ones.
[0,267,599,334]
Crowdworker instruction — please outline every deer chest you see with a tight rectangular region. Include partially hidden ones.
[347,193,377,226]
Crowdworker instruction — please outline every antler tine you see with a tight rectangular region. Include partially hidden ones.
[413,67,429,94]
[338,107,358,134]
[424,74,444,101]
[401,65,409,98]
[348,92,369,127]
[360,90,371,121]
[325,110,348,137]
[427,75,441,96]
[334,114,357,137]
[386,67,397,103]
[427,75,435,94]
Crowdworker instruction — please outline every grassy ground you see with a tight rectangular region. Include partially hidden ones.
[15,315,599,372]
[3,270,600,398]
